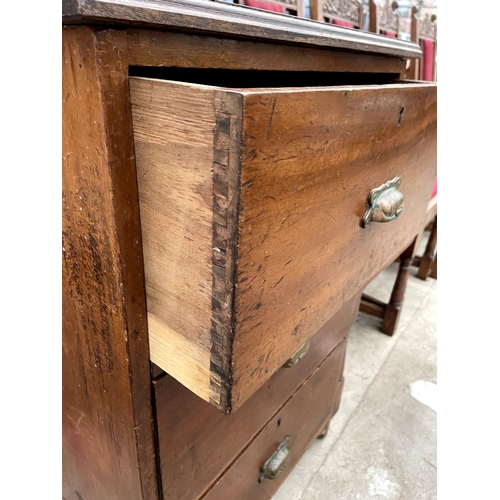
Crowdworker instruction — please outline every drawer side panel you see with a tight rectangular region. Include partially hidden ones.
[130,78,243,410]
[130,78,214,402]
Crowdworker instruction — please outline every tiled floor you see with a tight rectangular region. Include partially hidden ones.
[273,251,437,500]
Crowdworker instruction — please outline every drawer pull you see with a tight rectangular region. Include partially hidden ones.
[362,177,404,228]
[282,341,310,368]
[259,436,291,482]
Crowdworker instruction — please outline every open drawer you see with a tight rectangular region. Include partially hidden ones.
[129,72,436,413]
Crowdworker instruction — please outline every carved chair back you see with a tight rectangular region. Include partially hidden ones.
[233,0,305,17]
[368,0,400,37]
[310,0,365,28]
[408,6,437,81]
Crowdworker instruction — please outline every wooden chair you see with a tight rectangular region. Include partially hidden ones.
[407,6,437,282]
[374,3,438,281]
[234,0,305,17]
[413,196,437,281]
[407,6,437,81]
[359,5,437,336]
[310,0,365,28]
[368,0,400,38]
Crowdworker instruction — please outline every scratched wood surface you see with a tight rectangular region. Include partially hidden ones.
[62,27,158,500]
[231,82,437,407]
[153,293,359,500]
[127,29,406,75]
[130,77,436,412]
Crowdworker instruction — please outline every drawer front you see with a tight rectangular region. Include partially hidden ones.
[232,83,436,407]
[130,77,436,412]
[153,294,358,500]
[203,339,347,500]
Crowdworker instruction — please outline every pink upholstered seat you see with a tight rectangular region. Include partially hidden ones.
[431,178,437,199]
[332,19,354,28]
[243,0,284,13]
[422,38,435,82]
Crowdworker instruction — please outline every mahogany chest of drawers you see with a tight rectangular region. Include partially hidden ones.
[62,1,436,499]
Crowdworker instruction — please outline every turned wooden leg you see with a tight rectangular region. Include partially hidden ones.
[430,253,437,279]
[416,216,437,281]
[380,244,414,336]
[360,239,417,337]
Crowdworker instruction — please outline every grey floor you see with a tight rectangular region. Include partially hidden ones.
[272,245,437,500]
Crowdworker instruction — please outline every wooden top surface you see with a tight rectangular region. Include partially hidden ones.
[62,0,421,59]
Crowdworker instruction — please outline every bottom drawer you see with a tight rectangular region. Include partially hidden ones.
[153,293,359,500]
[203,339,346,500]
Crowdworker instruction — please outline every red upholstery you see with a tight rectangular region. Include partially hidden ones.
[431,178,437,199]
[382,30,396,38]
[421,39,436,200]
[422,38,435,82]
[243,0,284,13]
[332,19,355,28]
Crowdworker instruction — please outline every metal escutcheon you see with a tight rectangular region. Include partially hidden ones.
[259,436,291,482]
[361,177,404,228]
[282,341,310,368]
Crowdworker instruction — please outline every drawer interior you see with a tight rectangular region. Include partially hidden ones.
[129,65,402,88]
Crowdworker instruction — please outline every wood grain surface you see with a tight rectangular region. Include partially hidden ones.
[153,293,359,500]
[130,76,436,412]
[62,27,158,500]
[127,29,406,75]
[130,78,244,409]
[204,338,347,500]
[130,78,216,402]
[232,82,437,406]
[62,0,421,59]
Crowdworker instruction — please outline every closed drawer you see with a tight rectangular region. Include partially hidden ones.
[153,293,358,500]
[130,75,436,412]
[203,338,346,500]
